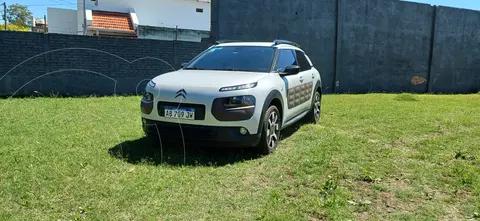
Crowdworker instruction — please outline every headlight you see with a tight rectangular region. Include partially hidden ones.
[211,95,256,121]
[147,80,156,88]
[224,95,255,109]
[219,82,257,92]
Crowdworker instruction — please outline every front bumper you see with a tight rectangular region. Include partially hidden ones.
[142,118,262,147]
[141,84,264,134]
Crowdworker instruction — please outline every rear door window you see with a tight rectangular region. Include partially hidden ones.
[294,50,312,71]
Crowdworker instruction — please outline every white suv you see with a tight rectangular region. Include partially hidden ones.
[141,40,322,154]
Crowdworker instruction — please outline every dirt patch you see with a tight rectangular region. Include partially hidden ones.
[306,210,328,221]
[422,187,450,202]
[387,132,446,149]
[439,205,463,221]
[356,211,371,220]
[348,176,471,220]
[376,191,397,211]
[286,192,302,199]
[348,178,416,220]
[242,163,271,188]
[386,121,450,150]
[454,189,471,198]
[382,176,411,190]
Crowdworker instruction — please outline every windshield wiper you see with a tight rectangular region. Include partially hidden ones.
[185,67,259,72]
[216,68,239,71]
[184,67,206,70]
[217,68,260,72]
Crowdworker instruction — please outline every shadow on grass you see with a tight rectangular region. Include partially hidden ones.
[108,137,263,167]
[280,121,305,140]
[108,120,307,167]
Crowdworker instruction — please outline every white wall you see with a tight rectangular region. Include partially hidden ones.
[77,0,210,31]
[47,8,78,34]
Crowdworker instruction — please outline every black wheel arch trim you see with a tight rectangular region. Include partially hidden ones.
[313,80,322,105]
[256,89,283,139]
[314,80,322,94]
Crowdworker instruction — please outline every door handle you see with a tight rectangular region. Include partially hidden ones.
[299,76,304,83]
[312,73,315,79]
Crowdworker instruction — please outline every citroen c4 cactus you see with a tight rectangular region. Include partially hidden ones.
[140,40,322,154]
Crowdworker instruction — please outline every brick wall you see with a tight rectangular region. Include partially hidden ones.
[0,32,211,97]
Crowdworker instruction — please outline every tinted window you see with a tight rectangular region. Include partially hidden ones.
[275,50,297,72]
[295,50,312,71]
[186,46,275,72]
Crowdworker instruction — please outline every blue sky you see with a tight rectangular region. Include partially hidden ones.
[406,0,480,11]
[4,0,480,19]
[6,0,77,19]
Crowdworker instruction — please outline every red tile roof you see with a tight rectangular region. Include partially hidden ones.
[91,10,135,32]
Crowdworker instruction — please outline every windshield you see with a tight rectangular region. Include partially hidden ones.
[185,46,275,72]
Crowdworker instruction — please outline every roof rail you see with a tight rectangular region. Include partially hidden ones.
[215,39,241,44]
[273,39,300,48]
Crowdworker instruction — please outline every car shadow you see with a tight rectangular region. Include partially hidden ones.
[108,121,308,167]
[280,120,307,140]
[108,137,263,167]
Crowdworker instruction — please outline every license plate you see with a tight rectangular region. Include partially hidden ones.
[164,106,195,120]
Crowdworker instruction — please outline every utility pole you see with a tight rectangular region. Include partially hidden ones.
[82,0,86,34]
[44,14,47,33]
[2,2,6,31]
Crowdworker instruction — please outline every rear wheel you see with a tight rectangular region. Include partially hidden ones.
[304,91,321,124]
[255,105,281,155]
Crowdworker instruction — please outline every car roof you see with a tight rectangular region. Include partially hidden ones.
[215,41,304,52]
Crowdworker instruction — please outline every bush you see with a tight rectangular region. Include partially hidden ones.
[0,24,30,32]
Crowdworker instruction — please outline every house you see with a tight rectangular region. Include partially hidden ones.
[47,0,210,42]
[31,18,48,33]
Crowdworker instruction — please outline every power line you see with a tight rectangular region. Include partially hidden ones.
[23,4,75,7]
[52,0,84,6]
[53,0,76,5]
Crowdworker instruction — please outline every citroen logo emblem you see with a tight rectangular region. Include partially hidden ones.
[175,89,187,99]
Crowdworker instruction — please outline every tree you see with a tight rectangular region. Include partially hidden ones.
[4,24,30,32]
[6,4,32,27]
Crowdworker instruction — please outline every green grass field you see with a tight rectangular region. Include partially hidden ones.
[0,94,479,220]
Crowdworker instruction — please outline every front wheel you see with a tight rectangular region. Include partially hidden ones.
[255,105,281,155]
[304,91,321,124]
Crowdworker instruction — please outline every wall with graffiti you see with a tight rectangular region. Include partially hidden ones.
[212,0,480,94]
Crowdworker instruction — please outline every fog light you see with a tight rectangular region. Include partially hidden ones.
[240,127,248,135]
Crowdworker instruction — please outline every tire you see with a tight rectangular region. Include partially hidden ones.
[255,105,282,155]
[304,90,322,124]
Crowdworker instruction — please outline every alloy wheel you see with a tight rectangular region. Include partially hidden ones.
[314,93,321,121]
[266,111,280,149]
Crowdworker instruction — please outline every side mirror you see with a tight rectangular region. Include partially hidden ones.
[181,62,189,68]
[281,65,301,76]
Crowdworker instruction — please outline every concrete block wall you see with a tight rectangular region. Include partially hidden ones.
[2,1,480,96]
[430,6,480,93]
[335,0,434,93]
[212,0,480,94]
[213,0,337,93]
[0,32,211,97]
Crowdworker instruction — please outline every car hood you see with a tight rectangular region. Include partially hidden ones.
[151,69,269,89]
